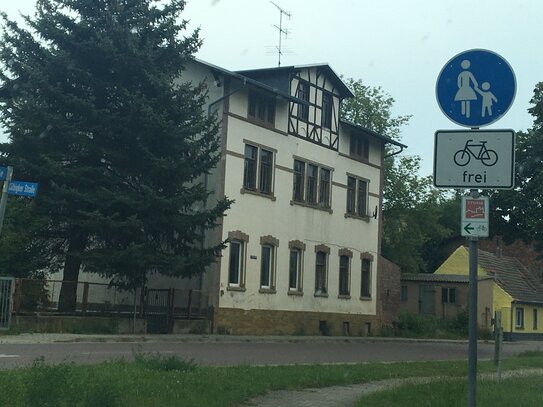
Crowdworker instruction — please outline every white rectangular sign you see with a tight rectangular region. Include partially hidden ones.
[434,130,515,189]
[461,196,489,237]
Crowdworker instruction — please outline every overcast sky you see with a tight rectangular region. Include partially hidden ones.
[3,0,542,176]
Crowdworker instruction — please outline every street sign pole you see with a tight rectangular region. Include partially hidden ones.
[0,166,14,236]
[468,189,479,407]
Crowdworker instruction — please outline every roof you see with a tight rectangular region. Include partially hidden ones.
[477,250,543,304]
[236,64,354,98]
[193,59,302,104]
[401,273,493,284]
[340,120,407,149]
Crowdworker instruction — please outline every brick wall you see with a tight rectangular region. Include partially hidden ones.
[377,256,401,327]
[215,308,379,336]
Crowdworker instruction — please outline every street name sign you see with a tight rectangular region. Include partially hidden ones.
[436,49,516,127]
[7,181,39,197]
[461,196,489,237]
[434,129,515,189]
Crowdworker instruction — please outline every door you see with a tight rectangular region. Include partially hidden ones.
[420,285,436,316]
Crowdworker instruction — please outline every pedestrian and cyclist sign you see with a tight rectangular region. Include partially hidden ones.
[436,49,516,128]
[433,129,515,189]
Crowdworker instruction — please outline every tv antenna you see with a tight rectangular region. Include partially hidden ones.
[270,1,291,67]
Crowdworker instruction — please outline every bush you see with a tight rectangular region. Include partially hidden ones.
[133,352,198,373]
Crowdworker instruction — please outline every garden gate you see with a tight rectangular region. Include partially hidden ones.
[0,277,15,330]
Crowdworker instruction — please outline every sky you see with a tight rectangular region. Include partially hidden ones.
[2,0,542,176]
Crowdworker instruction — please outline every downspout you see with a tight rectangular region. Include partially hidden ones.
[510,301,514,340]
[384,144,405,158]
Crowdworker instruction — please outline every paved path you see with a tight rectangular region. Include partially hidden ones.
[242,369,543,407]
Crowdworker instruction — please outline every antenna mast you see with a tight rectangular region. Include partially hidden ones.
[271,1,291,67]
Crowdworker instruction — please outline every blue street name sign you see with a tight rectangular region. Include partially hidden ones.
[7,181,39,197]
[0,167,7,181]
[436,49,516,128]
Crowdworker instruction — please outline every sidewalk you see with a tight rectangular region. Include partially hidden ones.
[0,332,482,345]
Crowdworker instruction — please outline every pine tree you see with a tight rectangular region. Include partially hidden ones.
[0,0,231,311]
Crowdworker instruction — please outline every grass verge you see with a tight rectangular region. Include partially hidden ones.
[0,352,542,406]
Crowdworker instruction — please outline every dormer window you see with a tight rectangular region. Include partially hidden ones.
[350,132,369,161]
[248,90,275,127]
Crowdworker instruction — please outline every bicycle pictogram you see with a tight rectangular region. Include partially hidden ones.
[453,139,498,167]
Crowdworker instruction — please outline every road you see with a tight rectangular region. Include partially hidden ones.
[1,336,541,370]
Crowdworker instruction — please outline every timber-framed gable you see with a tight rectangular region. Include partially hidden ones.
[288,67,342,150]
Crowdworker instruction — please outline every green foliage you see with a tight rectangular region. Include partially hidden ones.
[384,311,480,340]
[133,352,197,372]
[341,77,456,273]
[1,355,542,407]
[491,85,543,252]
[382,155,455,273]
[0,0,232,305]
[357,376,543,407]
[341,78,411,140]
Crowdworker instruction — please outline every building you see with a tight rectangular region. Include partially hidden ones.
[185,59,405,336]
[401,246,543,340]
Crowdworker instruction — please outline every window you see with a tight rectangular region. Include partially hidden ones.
[243,145,257,191]
[288,240,305,293]
[361,255,372,298]
[516,307,524,329]
[260,245,273,289]
[441,287,456,303]
[315,251,328,295]
[248,90,275,126]
[227,231,248,289]
[319,168,331,208]
[534,309,538,330]
[292,159,332,209]
[346,176,368,218]
[228,240,243,287]
[259,235,278,292]
[322,91,332,129]
[259,149,273,194]
[339,255,350,296]
[293,160,305,202]
[401,285,408,302]
[349,133,370,160]
[243,143,274,196]
[296,81,309,121]
[306,164,318,204]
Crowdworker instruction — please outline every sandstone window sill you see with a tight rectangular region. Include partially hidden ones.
[227,286,246,292]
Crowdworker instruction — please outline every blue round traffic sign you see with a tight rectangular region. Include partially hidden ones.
[436,49,516,128]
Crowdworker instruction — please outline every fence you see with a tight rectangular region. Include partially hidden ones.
[11,278,210,321]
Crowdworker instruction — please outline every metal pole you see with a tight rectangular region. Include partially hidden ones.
[468,189,479,407]
[0,166,14,236]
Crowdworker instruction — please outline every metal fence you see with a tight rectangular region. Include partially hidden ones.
[0,277,15,330]
[11,278,209,320]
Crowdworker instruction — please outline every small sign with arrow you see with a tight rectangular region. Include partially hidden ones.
[461,196,489,237]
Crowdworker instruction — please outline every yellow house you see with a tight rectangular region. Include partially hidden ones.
[435,247,543,341]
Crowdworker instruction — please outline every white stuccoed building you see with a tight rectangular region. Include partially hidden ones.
[187,59,405,335]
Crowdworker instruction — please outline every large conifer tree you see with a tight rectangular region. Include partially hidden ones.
[0,0,231,311]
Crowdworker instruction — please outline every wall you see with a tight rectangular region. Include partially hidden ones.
[377,256,400,327]
[217,70,382,318]
[215,307,379,336]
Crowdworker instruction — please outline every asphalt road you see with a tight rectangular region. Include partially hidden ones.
[1,337,541,370]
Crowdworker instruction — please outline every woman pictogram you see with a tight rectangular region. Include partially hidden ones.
[454,59,479,118]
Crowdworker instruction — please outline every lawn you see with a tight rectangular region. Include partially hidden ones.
[0,352,542,406]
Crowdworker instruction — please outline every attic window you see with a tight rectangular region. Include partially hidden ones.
[248,90,275,127]
[350,132,369,160]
